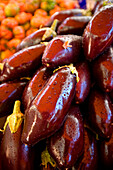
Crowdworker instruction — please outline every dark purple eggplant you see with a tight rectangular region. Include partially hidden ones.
[74,127,98,170]
[100,127,113,169]
[0,101,35,170]
[75,61,91,104]
[22,66,53,110]
[21,65,78,146]
[57,16,92,35]
[0,80,26,117]
[47,105,84,169]
[83,5,113,61]
[0,44,45,82]
[46,9,85,27]
[92,46,113,92]
[16,19,58,51]
[42,35,82,68]
[87,88,113,139]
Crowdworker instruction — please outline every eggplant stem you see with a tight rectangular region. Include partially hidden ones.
[41,147,56,168]
[0,63,4,71]
[53,64,79,83]
[0,100,24,134]
[42,19,58,41]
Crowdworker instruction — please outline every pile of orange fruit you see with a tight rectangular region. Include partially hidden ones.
[0,0,79,61]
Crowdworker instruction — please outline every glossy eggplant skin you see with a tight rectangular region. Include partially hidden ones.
[47,105,84,169]
[83,5,113,61]
[75,61,91,104]
[42,35,82,68]
[0,80,26,117]
[0,44,45,82]
[22,66,53,110]
[0,124,35,170]
[57,16,92,36]
[74,128,98,170]
[87,88,113,139]
[16,28,52,51]
[46,9,84,27]
[100,129,113,169]
[21,67,77,146]
[92,46,113,92]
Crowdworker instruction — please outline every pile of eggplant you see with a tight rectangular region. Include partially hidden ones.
[0,1,113,170]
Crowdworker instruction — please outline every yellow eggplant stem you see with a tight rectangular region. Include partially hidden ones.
[42,19,58,41]
[0,100,24,134]
[40,42,49,46]
[51,19,58,31]
[0,63,4,71]
[53,64,79,83]
[41,147,56,168]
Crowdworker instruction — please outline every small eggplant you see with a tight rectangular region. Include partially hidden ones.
[87,88,113,139]
[100,128,113,169]
[83,5,113,61]
[92,46,113,92]
[21,64,78,146]
[74,127,98,170]
[0,101,35,170]
[16,28,48,51]
[22,66,53,110]
[75,61,91,104]
[46,9,85,27]
[16,20,58,51]
[57,16,92,35]
[47,105,84,169]
[0,80,26,117]
[42,35,82,68]
[0,44,45,82]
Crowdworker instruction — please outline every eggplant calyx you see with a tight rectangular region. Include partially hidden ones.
[53,64,79,83]
[0,100,24,134]
[41,147,56,168]
[0,63,4,72]
[42,19,58,41]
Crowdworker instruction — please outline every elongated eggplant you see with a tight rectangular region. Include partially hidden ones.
[22,66,53,110]
[0,101,35,170]
[21,65,78,146]
[92,46,113,92]
[73,127,98,170]
[83,5,113,61]
[16,20,58,51]
[0,44,45,82]
[47,105,84,169]
[100,127,113,169]
[57,16,92,35]
[0,80,26,117]
[42,35,82,68]
[87,88,113,138]
[75,61,91,104]
[46,9,85,27]
[16,28,48,51]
